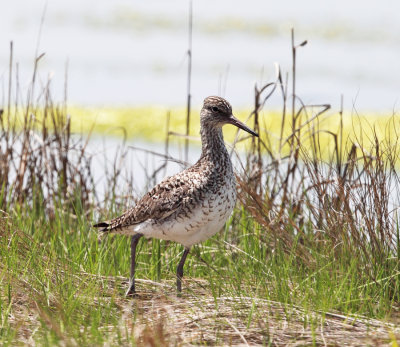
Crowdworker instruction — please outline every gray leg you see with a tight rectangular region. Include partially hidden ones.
[125,233,143,297]
[176,248,190,292]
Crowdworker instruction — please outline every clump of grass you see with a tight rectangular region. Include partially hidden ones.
[0,52,93,213]
[231,31,400,319]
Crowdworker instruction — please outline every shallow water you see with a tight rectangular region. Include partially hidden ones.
[88,135,201,197]
[1,0,399,112]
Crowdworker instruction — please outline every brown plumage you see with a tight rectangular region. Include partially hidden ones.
[93,96,258,295]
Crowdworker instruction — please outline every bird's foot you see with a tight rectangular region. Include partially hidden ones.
[125,282,137,298]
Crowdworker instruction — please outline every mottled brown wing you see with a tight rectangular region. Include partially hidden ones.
[93,173,196,232]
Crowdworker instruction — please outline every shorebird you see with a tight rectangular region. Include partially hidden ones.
[94,96,258,295]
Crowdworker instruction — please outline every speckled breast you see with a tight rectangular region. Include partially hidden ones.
[151,172,237,248]
[176,176,236,247]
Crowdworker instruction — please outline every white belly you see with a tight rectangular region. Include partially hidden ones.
[133,181,236,248]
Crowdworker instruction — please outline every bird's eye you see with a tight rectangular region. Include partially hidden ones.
[211,106,219,112]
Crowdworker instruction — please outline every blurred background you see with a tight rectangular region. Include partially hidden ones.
[1,0,399,113]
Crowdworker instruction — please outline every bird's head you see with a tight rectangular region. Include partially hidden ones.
[201,96,258,137]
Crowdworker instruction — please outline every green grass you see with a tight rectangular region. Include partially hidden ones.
[1,192,400,345]
[2,52,400,344]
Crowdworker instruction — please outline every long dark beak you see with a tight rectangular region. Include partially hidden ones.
[228,115,259,137]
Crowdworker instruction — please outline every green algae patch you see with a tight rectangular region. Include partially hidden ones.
[66,106,259,142]
[62,105,266,147]
[4,105,400,160]
[67,106,180,140]
[66,106,400,157]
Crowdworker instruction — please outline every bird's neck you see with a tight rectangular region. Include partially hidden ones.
[200,122,230,164]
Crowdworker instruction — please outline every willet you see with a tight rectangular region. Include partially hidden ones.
[94,96,258,295]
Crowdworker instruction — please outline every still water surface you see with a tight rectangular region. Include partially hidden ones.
[1,0,400,112]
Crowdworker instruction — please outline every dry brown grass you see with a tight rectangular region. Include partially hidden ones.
[127,285,400,346]
[8,272,399,346]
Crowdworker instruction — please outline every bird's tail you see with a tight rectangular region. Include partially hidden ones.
[93,212,135,235]
[93,221,112,233]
